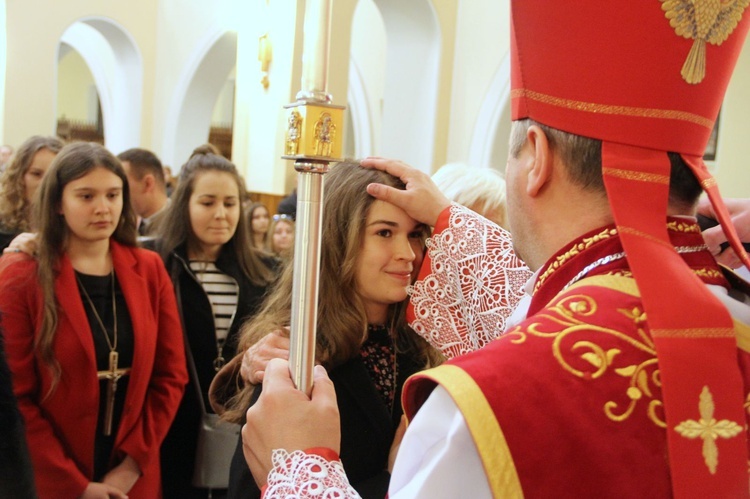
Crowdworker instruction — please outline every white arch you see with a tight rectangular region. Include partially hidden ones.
[58,18,142,153]
[346,58,374,158]
[162,30,237,169]
[468,55,511,174]
[373,0,441,172]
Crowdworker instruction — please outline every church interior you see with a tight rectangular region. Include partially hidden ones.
[2,0,749,205]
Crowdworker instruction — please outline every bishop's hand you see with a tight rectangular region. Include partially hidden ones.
[362,157,451,227]
[242,359,341,488]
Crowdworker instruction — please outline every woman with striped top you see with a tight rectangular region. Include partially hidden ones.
[156,152,276,499]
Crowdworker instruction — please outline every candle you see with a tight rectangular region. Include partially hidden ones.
[300,0,331,99]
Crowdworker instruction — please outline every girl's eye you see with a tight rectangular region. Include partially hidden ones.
[376,229,392,237]
[408,230,424,239]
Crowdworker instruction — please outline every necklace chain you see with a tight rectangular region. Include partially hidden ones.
[190,259,232,371]
[563,244,708,290]
[77,270,117,353]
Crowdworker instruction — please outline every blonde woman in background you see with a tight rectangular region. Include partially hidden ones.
[267,214,294,259]
[431,162,508,228]
[0,136,64,250]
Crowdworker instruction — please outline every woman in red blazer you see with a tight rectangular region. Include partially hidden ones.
[0,142,187,498]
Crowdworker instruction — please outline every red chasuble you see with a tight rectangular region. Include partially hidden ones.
[404,220,750,498]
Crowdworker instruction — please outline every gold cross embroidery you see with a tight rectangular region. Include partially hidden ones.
[674,386,743,474]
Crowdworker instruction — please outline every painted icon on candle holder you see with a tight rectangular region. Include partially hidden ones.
[286,110,302,155]
[314,113,336,157]
[281,102,344,162]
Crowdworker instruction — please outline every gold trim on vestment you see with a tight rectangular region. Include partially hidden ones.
[565,274,640,297]
[618,226,675,249]
[416,365,524,498]
[734,320,750,354]
[603,167,670,184]
[534,228,618,292]
[651,327,735,338]
[667,220,702,234]
[511,88,713,128]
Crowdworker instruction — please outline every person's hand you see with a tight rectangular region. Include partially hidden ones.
[241,329,291,384]
[388,415,408,474]
[242,359,341,487]
[361,157,451,227]
[101,455,140,494]
[3,232,37,256]
[79,482,128,499]
[698,197,750,268]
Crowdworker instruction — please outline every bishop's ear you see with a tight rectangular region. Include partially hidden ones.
[525,125,553,197]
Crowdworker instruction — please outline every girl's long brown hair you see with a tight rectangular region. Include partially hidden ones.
[33,142,137,396]
[223,161,442,422]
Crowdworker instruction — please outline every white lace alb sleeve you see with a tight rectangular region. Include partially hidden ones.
[264,449,361,499]
[408,204,531,359]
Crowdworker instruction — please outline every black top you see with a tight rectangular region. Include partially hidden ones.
[0,229,19,252]
[227,329,424,499]
[75,271,134,481]
[0,330,38,498]
[160,242,276,498]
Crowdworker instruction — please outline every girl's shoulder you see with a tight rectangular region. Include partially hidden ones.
[0,252,37,275]
[0,253,39,293]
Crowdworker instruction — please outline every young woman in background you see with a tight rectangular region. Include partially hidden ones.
[0,142,187,498]
[246,202,270,252]
[267,214,294,259]
[157,152,276,498]
[221,161,442,499]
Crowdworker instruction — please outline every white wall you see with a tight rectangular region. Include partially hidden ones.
[447,0,510,172]
[348,0,386,157]
[713,34,750,198]
[57,48,96,122]
[2,0,158,150]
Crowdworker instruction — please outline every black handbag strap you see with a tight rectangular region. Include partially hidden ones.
[170,260,209,416]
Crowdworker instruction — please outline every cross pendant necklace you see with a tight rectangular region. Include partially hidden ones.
[77,270,129,437]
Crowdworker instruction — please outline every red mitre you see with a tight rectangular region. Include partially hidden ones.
[511,1,750,497]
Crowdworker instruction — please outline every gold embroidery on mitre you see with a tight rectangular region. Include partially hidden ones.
[510,295,666,428]
[701,177,718,189]
[674,386,743,474]
[661,0,750,84]
[744,392,750,416]
[510,88,714,128]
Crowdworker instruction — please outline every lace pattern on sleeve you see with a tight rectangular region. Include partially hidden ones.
[265,449,361,499]
[408,204,532,360]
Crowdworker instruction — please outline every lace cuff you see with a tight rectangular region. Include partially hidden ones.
[263,448,361,498]
[408,204,532,359]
